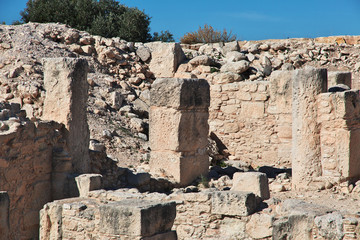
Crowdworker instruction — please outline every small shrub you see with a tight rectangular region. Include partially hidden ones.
[199,175,209,188]
[180,24,237,44]
[151,30,174,42]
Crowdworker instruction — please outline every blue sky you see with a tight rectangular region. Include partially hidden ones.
[1,0,360,41]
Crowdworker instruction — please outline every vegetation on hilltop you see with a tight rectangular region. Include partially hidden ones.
[181,24,237,44]
[18,0,174,42]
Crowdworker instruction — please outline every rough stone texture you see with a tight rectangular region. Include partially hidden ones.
[40,198,177,239]
[246,213,273,239]
[292,67,327,189]
[0,192,9,240]
[211,191,258,216]
[328,71,352,88]
[317,90,360,181]
[75,174,103,197]
[145,42,186,78]
[150,78,210,186]
[231,172,270,200]
[43,57,90,173]
[209,79,291,167]
[0,103,65,239]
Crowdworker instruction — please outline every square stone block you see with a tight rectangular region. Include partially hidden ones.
[99,200,176,237]
[240,101,264,119]
[149,107,209,152]
[231,172,270,200]
[75,174,103,197]
[150,78,210,109]
[150,151,209,186]
[328,71,351,88]
[211,191,257,216]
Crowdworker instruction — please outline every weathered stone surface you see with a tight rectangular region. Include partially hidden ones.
[292,67,327,189]
[100,200,176,237]
[211,191,257,216]
[149,108,209,152]
[246,213,273,239]
[314,212,344,240]
[136,46,151,62]
[328,71,351,88]
[75,174,103,197]
[145,42,185,77]
[220,60,250,74]
[150,151,209,185]
[150,78,210,109]
[189,55,214,66]
[150,78,210,186]
[0,192,9,240]
[40,198,177,239]
[43,57,90,173]
[231,172,270,200]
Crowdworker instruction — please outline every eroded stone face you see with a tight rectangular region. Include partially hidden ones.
[149,78,210,186]
[43,57,90,173]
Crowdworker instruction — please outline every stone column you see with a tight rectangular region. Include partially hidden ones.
[0,192,9,239]
[150,78,210,186]
[43,58,90,173]
[292,67,327,189]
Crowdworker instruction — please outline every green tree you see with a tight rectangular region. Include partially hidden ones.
[20,0,151,42]
[151,30,175,42]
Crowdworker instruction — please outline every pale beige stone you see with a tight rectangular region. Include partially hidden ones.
[144,42,185,78]
[231,172,270,200]
[246,213,273,239]
[292,67,327,189]
[241,101,264,118]
[75,174,103,197]
[43,58,90,173]
[211,191,257,216]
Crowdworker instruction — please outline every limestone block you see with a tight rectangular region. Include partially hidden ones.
[241,101,264,118]
[144,42,185,78]
[149,107,209,152]
[75,174,103,197]
[246,213,273,239]
[269,70,293,114]
[220,60,250,74]
[150,78,210,110]
[0,192,9,240]
[150,151,209,186]
[231,172,270,200]
[136,46,151,62]
[99,200,176,237]
[211,191,257,216]
[328,71,351,88]
[43,57,90,173]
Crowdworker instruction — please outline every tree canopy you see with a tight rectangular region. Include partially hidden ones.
[20,0,152,42]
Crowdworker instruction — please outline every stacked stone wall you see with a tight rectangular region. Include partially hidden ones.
[0,102,64,239]
[209,73,293,167]
[318,90,360,181]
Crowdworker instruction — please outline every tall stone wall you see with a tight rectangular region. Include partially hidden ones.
[209,71,293,167]
[0,102,64,239]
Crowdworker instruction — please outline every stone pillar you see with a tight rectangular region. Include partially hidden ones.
[150,78,210,186]
[43,58,90,173]
[292,67,327,189]
[0,192,9,239]
[328,71,351,88]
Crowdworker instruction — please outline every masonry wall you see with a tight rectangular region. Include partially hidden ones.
[209,70,293,167]
[318,90,360,181]
[0,103,64,239]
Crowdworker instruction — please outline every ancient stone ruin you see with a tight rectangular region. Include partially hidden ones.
[2,22,360,239]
